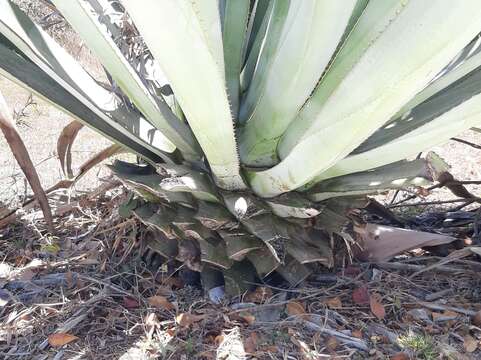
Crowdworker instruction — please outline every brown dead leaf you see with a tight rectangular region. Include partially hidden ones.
[65,271,74,288]
[472,310,481,327]
[325,296,342,309]
[176,312,205,327]
[123,296,139,309]
[161,277,184,289]
[244,332,258,354]
[244,286,273,303]
[352,330,363,339]
[326,336,338,351]
[370,294,386,320]
[239,312,256,326]
[287,300,306,317]
[57,120,84,178]
[214,334,224,345]
[290,336,310,353]
[432,310,458,322]
[261,345,278,352]
[147,296,175,311]
[352,286,370,305]
[464,335,478,353]
[390,352,409,360]
[48,333,78,347]
[156,286,174,297]
[355,223,456,262]
[343,265,362,277]
[431,312,443,321]
[17,268,35,281]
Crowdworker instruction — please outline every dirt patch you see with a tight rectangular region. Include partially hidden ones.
[0,76,112,210]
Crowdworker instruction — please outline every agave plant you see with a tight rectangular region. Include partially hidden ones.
[2,0,481,294]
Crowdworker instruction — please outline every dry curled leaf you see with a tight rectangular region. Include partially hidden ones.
[472,310,481,327]
[326,336,338,351]
[48,333,78,347]
[123,296,139,309]
[244,286,273,303]
[214,334,224,345]
[287,300,306,317]
[239,312,256,325]
[147,295,175,310]
[352,286,370,305]
[161,277,184,289]
[176,312,205,327]
[352,330,363,339]
[390,352,409,360]
[464,335,478,353]
[325,296,342,309]
[261,345,278,352]
[370,294,386,320]
[244,332,258,354]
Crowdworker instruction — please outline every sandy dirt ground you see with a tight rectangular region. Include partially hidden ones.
[0,77,112,210]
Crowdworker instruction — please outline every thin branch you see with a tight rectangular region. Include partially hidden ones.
[451,137,481,150]
[388,198,479,208]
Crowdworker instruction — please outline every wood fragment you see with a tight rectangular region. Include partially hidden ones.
[301,320,369,351]
[373,262,463,274]
[418,301,477,316]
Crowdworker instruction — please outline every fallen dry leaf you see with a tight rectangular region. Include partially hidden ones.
[245,286,273,303]
[123,296,139,309]
[355,223,456,262]
[65,271,75,288]
[147,296,175,311]
[287,300,306,317]
[290,335,310,353]
[176,312,205,327]
[244,332,258,354]
[343,265,362,277]
[472,310,481,327]
[352,330,363,339]
[464,335,478,353]
[261,345,278,352]
[390,352,409,360]
[325,296,342,309]
[352,286,370,305]
[161,277,184,289]
[214,334,224,345]
[155,286,174,297]
[239,312,256,325]
[432,310,458,322]
[326,336,338,351]
[48,333,78,347]
[370,294,386,320]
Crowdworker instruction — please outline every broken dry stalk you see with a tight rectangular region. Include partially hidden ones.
[0,90,53,232]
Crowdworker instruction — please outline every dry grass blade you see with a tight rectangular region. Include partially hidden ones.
[57,120,84,178]
[75,144,124,180]
[0,90,53,232]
